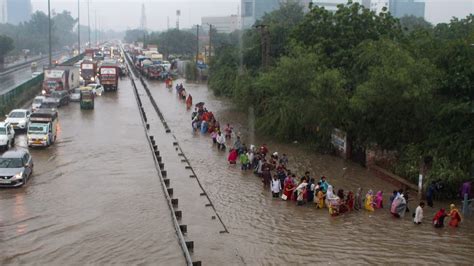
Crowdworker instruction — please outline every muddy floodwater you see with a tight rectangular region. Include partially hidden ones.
[0,73,472,265]
[0,79,185,264]
[145,78,474,265]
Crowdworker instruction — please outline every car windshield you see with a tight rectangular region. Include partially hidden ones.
[33,98,43,104]
[9,112,25,118]
[41,102,57,108]
[0,158,23,168]
[29,125,47,133]
[0,127,5,135]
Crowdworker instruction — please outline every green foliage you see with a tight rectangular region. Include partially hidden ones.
[150,29,197,57]
[0,34,14,58]
[207,2,473,198]
[0,11,77,54]
[124,29,146,44]
[399,15,433,32]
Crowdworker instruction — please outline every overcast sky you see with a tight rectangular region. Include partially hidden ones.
[31,0,474,31]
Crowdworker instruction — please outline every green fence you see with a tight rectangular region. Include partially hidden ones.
[0,74,44,116]
[0,53,85,116]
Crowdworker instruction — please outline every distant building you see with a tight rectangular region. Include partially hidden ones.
[202,15,239,33]
[0,0,7,24]
[389,0,425,18]
[370,0,389,14]
[7,0,31,25]
[312,0,390,14]
[241,0,310,29]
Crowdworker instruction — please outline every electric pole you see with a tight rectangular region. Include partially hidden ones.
[195,24,199,80]
[95,10,97,46]
[87,0,91,48]
[48,0,52,66]
[196,25,199,63]
[208,24,212,60]
[78,0,80,54]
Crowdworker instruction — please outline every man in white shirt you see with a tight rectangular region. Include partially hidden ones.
[271,176,281,198]
[414,201,425,224]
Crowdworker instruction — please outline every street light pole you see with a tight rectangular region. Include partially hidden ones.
[48,0,52,66]
[208,24,212,60]
[78,0,80,54]
[87,0,91,48]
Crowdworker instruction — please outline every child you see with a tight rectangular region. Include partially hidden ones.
[271,176,281,198]
[210,130,218,144]
[224,124,233,139]
[316,187,325,209]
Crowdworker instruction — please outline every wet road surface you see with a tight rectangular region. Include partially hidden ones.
[0,77,186,264]
[0,54,65,94]
[143,78,474,265]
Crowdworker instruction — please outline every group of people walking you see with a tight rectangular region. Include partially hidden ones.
[219,133,464,228]
[180,85,465,229]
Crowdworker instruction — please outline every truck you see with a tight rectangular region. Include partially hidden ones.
[42,69,69,95]
[27,109,58,147]
[99,64,119,91]
[144,64,164,80]
[85,48,98,58]
[81,60,98,85]
[57,65,80,92]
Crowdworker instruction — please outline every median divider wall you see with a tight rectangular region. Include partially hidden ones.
[0,53,85,116]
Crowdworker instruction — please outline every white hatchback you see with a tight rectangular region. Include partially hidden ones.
[32,96,46,111]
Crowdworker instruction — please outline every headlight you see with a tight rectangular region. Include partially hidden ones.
[43,136,48,140]
[90,77,95,81]
[13,172,23,180]
[42,90,46,95]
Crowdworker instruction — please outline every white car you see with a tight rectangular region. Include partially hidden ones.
[32,71,42,78]
[70,88,81,102]
[0,122,15,150]
[87,83,104,96]
[32,96,46,111]
[5,109,31,131]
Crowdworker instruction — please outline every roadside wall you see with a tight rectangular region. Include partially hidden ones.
[0,53,84,116]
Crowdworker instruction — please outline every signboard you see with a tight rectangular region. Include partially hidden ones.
[331,128,347,154]
[81,64,94,70]
[44,70,64,79]
[100,68,116,75]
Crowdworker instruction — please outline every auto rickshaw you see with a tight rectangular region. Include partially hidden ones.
[80,87,94,109]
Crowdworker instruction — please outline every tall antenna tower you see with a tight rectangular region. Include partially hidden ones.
[140,3,147,31]
[176,9,181,30]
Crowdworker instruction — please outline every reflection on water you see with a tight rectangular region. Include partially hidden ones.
[0,78,186,264]
[148,78,474,265]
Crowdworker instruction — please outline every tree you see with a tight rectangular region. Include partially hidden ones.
[293,1,402,89]
[399,15,432,32]
[350,39,437,149]
[0,35,14,70]
[124,29,146,44]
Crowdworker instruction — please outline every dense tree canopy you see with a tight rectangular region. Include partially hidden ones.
[0,10,78,54]
[208,2,473,197]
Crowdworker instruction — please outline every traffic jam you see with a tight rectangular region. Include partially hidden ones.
[0,43,125,188]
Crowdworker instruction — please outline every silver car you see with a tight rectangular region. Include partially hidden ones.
[0,149,34,187]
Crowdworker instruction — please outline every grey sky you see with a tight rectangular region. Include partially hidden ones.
[31,0,474,31]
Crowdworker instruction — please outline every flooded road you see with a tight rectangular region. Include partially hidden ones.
[0,78,186,264]
[145,78,474,265]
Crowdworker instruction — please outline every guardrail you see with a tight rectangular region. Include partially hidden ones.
[0,74,44,116]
